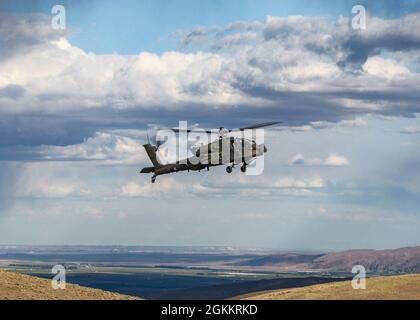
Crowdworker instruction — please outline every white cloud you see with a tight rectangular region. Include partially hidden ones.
[17,176,85,199]
[325,153,350,167]
[401,126,420,134]
[363,56,410,79]
[1,13,420,121]
[0,36,255,112]
[290,153,305,165]
[120,178,184,198]
[290,153,349,166]
[290,154,322,166]
[273,176,325,189]
[39,131,148,164]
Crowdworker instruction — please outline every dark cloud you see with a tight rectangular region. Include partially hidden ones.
[178,13,420,70]
[337,13,420,69]
[0,13,67,60]
[0,82,419,159]
[0,85,26,99]
[0,100,363,161]
[0,114,96,147]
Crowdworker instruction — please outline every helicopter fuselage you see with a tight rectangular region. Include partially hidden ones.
[141,137,267,183]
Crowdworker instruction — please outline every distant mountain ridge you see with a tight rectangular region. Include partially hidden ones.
[233,246,420,274]
[311,246,420,273]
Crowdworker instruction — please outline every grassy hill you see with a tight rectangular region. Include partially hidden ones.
[236,274,420,300]
[0,269,140,300]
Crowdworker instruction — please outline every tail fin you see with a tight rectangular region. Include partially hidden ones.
[143,144,160,167]
[140,166,155,173]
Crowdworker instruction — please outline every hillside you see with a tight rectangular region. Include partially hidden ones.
[237,274,420,300]
[0,269,140,300]
[311,246,420,273]
[233,246,420,273]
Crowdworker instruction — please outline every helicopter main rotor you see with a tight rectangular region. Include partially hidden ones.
[171,121,281,137]
[150,121,281,148]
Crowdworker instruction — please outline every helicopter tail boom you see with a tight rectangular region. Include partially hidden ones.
[143,144,160,167]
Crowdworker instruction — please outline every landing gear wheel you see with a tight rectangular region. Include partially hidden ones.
[226,166,233,174]
[151,176,156,183]
[241,164,247,173]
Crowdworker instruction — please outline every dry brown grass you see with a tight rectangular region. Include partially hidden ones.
[238,274,420,300]
[0,269,141,300]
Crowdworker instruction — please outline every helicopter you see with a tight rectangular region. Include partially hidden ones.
[140,122,280,183]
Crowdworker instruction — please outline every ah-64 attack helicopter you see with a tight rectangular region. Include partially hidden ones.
[140,122,280,183]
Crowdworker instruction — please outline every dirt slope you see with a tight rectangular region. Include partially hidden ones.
[0,269,140,300]
[237,274,420,300]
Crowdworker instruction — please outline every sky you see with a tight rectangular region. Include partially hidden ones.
[1,0,420,250]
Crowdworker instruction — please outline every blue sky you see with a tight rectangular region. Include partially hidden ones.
[1,0,420,249]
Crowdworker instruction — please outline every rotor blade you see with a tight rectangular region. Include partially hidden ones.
[235,121,282,131]
[171,128,215,134]
[170,121,281,134]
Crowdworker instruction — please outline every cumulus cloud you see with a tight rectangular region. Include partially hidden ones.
[1,12,420,161]
[0,13,67,60]
[325,154,350,167]
[290,154,322,166]
[363,56,410,78]
[177,13,420,69]
[120,178,184,198]
[291,153,349,166]
[39,131,148,164]
[290,154,306,165]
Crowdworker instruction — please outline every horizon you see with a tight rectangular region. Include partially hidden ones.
[1,243,418,252]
